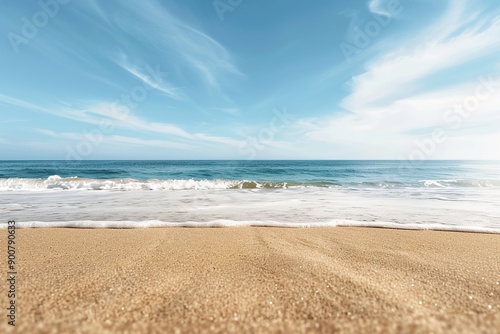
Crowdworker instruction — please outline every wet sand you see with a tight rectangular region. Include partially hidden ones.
[1,227,499,333]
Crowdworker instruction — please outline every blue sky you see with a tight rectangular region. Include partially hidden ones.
[1,0,499,160]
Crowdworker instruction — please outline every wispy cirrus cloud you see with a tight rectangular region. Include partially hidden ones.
[0,93,53,115]
[36,130,192,150]
[84,0,243,91]
[72,102,194,139]
[117,56,182,99]
[82,102,243,146]
[0,93,242,147]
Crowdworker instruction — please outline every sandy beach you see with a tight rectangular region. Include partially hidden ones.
[2,227,499,333]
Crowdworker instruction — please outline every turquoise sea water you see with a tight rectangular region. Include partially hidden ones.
[1,161,499,232]
[1,160,499,190]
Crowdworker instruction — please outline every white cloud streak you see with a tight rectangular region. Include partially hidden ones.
[0,93,243,148]
[91,0,243,91]
[295,0,500,158]
[117,59,182,99]
[344,0,500,113]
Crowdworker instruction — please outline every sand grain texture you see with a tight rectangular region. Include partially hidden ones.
[1,227,499,333]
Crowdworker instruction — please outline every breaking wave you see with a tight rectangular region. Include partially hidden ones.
[0,175,294,191]
[0,175,499,191]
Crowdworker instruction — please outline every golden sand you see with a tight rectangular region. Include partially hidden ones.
[1,227,499,333]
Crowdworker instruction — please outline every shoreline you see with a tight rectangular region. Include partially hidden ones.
[2,227,499,333]
[3,222,500,234]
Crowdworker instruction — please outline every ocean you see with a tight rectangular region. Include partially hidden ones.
[1,160,499,232]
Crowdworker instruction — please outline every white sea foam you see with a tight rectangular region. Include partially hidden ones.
[3,220,499,233]
[1,176,500,192]
[2,181,500,233]
[0,176,289,191]
[419,179,500,188]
